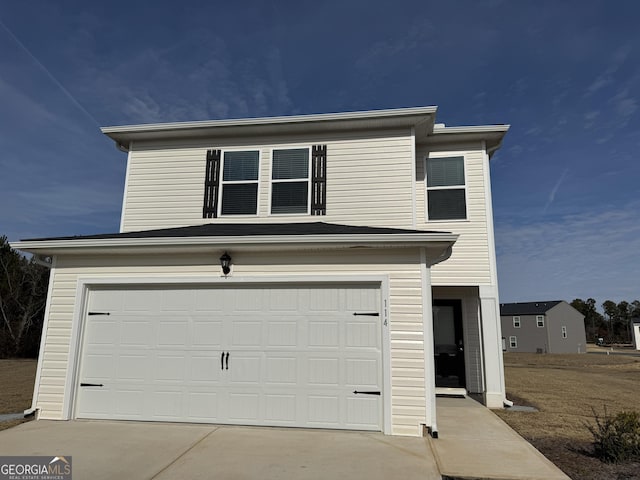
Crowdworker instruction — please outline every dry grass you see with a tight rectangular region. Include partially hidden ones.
[0,359,37,431]
[496,352,640,480]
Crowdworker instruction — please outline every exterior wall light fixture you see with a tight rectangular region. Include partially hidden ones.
[220,252,232,275]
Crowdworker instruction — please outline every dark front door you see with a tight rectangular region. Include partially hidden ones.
[433,300,466,388]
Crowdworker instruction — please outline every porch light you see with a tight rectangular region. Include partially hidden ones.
[220,252,232,275]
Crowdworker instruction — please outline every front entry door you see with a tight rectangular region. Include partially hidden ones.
[433,300,465,388]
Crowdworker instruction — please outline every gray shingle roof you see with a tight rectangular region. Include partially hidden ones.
[500,301,563,316]
[22,222,448,242]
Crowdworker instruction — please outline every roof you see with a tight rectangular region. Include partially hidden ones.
[11,222,458,257]
[500,301,563,316]
[101,106,509,153]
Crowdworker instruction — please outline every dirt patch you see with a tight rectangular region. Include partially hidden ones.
[0,359,37,432]
[496,352,640,480]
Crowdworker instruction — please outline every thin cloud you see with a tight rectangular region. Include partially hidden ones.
[544,168,569,212]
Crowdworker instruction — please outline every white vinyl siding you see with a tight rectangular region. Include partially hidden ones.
[416,144,492,286]
[120,130,414,231]
[35,249,428,436]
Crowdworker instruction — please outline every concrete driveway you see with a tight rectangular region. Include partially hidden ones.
[0,421,440,480]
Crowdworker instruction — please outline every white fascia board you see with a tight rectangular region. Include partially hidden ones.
[432,125,510,135]
[101,106,438,135]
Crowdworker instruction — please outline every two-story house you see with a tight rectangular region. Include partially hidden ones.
[500,301,586,354]
[13,106,509,437]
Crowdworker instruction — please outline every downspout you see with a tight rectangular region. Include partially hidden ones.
[24,255,55,418]
[421,245,453,438]
[482,140,513,409]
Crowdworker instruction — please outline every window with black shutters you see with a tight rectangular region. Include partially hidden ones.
[220,150,259,215]
[271,148,310,214]
[426,156,467,220]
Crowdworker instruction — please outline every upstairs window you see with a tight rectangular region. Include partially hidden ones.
[220,150,259,215]
[426,156,467,220]
[562,326,567,338]
[271,148,310,214]
[513,316,521,328]
[536,315,545,328]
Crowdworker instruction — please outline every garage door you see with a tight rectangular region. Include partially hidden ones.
[75,284,383,430]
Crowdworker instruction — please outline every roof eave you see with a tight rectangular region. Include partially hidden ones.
[11,232,458,256]
[101,106,439,151]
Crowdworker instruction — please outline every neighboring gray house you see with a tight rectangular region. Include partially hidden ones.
[500,301,586,354]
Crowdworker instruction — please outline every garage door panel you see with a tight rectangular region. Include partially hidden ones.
[119,319,152,346]
[231,321,262,347]
[264,393,297,423]
[192,320,223,347]
[157,320,189,347]
[264,356,297,384]
[229,353,261,383]
[116,354,148,381]
[308,321,339,347]
[77,284,383,431]
[190,354,222,383]
[187,391,219,420]
[154,354,186,382]
[227,392,260,422]
[123,289,159,312]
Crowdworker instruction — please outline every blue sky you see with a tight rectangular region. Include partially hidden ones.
[1,1,638,306]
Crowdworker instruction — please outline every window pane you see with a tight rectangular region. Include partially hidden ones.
[272,149,309,179]
[221,183,257,215]
[271,182,308,214]
[427,157,465,187]
[428,189,466,220]
[223,151,259,181]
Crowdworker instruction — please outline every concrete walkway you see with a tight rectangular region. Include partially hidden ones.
[430,396,570,480]
[0,421,440,480]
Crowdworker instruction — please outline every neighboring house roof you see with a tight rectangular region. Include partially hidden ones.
[11,222,458,258]
[500,301,563,316]
[100,106,509,155]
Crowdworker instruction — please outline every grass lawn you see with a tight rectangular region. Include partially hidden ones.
[0,359,37,432]
[496,352,640,480]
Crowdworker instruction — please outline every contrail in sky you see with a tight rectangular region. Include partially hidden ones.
[544,168,569,212]
[0,16,101,126]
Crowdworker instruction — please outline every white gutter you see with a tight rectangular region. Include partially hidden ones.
[11,233,458,253]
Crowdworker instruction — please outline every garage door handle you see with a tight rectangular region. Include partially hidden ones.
[80,383,104,387]
[353,390,380,395]
[225,352,229,370]
[221,352,225,370]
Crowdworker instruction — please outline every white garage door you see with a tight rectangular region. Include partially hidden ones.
[75,284,383,430]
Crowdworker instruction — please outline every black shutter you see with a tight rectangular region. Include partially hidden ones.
[311,145,327,215]
[203,149,221,218]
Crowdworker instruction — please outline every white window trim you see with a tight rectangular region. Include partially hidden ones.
[268,146,312,216]
[513,316,520,328]
[536,315,545,328]
[424,154,469,222]
[509,336,518,348]
[562,326,567,338]
[218,148,261,217]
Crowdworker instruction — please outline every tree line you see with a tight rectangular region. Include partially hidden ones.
[571,298,640,344]
[0,236,49,358]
